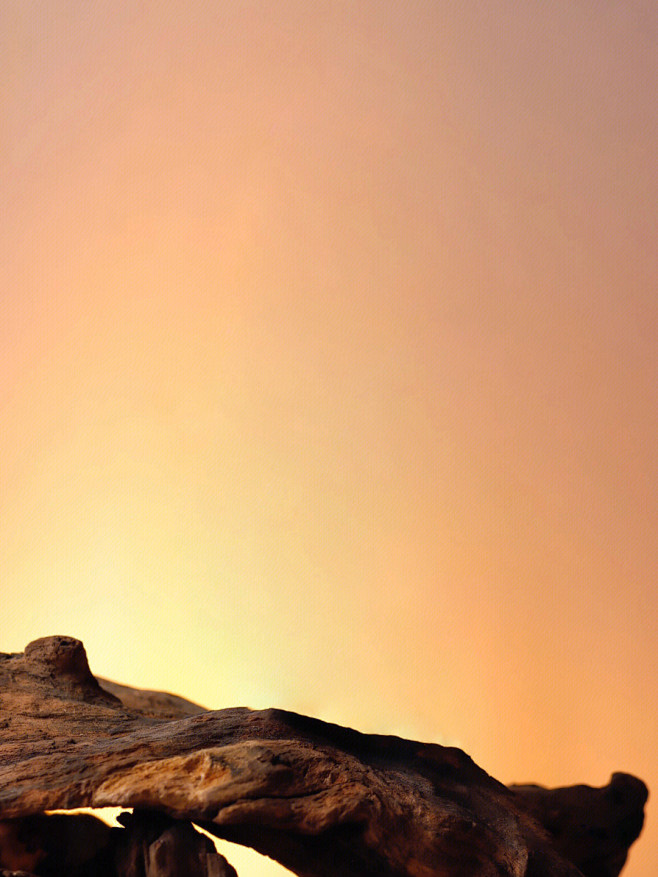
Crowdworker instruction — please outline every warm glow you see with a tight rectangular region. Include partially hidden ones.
[2,4,656,876]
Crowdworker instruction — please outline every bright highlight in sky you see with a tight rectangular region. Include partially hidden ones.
[2,3,657,875]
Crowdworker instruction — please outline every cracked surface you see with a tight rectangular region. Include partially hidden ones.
[0,636,648,877]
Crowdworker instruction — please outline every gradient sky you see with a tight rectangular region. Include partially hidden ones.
[1,3,657,875]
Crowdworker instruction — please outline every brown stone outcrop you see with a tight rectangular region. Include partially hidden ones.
[0,636,648,876]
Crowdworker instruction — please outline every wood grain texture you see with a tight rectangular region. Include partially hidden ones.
[0,637,647,877]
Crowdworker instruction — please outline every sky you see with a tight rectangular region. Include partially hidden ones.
[1,2,657,875]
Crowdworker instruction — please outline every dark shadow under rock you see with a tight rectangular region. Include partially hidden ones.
[0,811,237,877]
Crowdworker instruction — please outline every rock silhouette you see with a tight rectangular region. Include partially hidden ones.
[0,636,647,876]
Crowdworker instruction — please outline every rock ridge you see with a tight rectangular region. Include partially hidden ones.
[0,636,648,877]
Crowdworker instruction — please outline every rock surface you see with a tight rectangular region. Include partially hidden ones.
[0,810,236,877]
[0,636,648,877]
[509,775,648,877]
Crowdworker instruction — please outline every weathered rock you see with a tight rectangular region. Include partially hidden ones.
[113,811,237,877]
[0,811,237,877]
[0,636,648,877]
[510,775,648,877]
[0,812,112,876]
[97,680,207,721]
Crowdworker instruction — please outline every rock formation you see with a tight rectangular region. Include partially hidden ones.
[0,636,648,877]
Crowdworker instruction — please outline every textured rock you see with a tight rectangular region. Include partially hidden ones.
[509,775,648,877]
[0,636,648,877]
[0,812,111,875]
[0,811,237,877]
[97,680,207,721]
[113,811,237,877]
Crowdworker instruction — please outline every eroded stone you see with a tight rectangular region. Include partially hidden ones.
[0,637,648,877]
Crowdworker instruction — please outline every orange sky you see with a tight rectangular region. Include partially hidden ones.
[1,3,657,875]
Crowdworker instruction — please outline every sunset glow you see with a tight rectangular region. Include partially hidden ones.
[2,3,657,875]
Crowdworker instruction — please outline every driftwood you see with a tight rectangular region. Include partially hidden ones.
[0,636,648,877]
